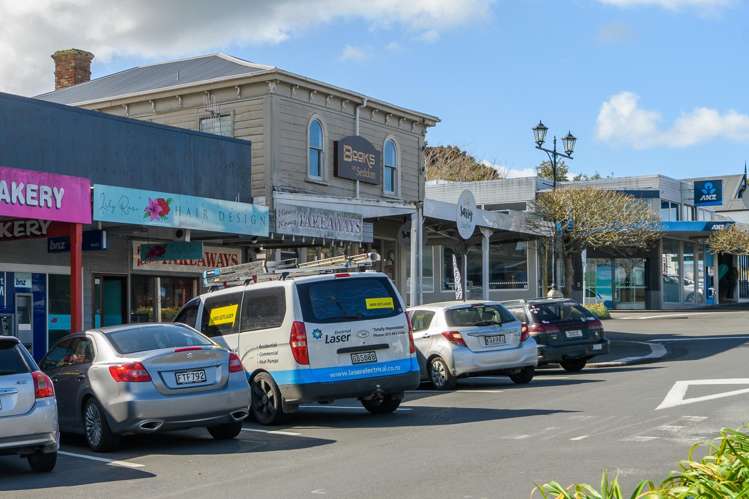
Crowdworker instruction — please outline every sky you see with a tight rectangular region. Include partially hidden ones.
[1,0,747,179]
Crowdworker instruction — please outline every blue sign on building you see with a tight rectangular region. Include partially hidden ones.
[48,230,108,253]
[694,180,723,206]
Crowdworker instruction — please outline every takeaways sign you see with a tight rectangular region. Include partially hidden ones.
[334,136,381,185]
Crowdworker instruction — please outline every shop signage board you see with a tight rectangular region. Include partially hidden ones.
[140,242,205,262]
[47,230,108,253]
[14,272,32,289]
[275,202,364,242]
[334,136,381,185]
[0,220,68,241]
[93,184,269,237]
[456,190,477,240]
[0,166,91,224]
[132,241,241,274]
[694,180,723,207]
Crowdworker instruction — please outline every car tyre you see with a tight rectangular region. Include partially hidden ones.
[509,366,535,384]
[83,398,120,452]
[251,372,285,425]
[560,359,587,372]
[207,422,243,440]
[428,356,456,390]
[27,451,57,472]
[360,393,402,414]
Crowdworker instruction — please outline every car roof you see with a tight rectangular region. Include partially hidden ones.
[500,298,576,307]
[408,300,505,312]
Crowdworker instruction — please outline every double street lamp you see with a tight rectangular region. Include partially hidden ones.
[532,121,577,296]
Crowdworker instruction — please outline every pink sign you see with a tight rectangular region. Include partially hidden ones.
[0,166,91,224]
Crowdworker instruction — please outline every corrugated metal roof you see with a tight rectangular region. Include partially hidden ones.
[36,54,272,105]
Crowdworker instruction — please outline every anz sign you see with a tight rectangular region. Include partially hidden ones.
[694,180,723,207]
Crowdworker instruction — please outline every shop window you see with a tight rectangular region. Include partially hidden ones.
[423,246,434,292]
[442,247,482,292]
[308,117,324,179]
[384,138,398,194]
[47,274,70,347]
[199,114,233,137]
[240,288,286,332]
[489,241,528,290]
[160,277,197,322]
[200,292,243,338]
[662,239,681,303]
[660,201,680,221]
[131,275,155,323]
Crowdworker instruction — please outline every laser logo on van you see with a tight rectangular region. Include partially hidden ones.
[312,328,323,340]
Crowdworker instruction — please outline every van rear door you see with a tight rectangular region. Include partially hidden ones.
[296,275,414,383]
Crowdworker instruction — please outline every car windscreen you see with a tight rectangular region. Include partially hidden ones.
[445,304,516,327]
[0,340,31,375]
[528,302,596,323]
[297,276,403,324]
[106,325,213,354]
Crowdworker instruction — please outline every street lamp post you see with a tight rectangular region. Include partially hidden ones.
[532,121,577,296]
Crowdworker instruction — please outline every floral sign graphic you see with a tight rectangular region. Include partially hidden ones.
[144,197,172,221]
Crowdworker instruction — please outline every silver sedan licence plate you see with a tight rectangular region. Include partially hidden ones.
[351,351,377,364]
[175,369,206,385]
[484,335,506,346]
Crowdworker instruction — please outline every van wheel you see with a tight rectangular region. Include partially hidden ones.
[560,359,587,372]
[361,393,402,414]
[83,398,120,452]
[509,366,535,384]
[27,451,57,472]
[429,356,456,390]
[251,372,284,425]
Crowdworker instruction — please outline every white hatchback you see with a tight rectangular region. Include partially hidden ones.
[407,301,538,390]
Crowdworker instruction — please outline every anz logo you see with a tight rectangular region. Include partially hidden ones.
[695,180,722,206]
[699,182,718,203]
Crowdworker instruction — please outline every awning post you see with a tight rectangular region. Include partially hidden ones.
[70,223,83,333]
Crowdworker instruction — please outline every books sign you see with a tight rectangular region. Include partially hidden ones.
[334,136,381,185]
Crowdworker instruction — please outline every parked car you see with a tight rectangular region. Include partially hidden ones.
[406,301,538,390]
[40,323,251,452]
[501,298,609,372]
[0,336,59,472]
[176,271,420,425]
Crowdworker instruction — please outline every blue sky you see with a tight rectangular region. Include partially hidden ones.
[3,0,748,180]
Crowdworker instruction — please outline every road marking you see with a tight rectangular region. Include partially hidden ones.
[657,379,749,410]
[617,312,711,320]
[570,435,589,441]
[650,335,749,342]
[58,450,145,469]
[681,416,708,422]
[241,428,302,436]
[299,405,414,412]
[407,389,505,394]
[590,341,667,367]
[657,425,685,432]
[621,436,659,442]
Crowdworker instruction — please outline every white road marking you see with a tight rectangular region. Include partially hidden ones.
[407,389,505,394]
[617,312,712,320]
[58,450,145,469]
[657,425,685,432]
[650,335,749,342]
[657,379,749,410]
[681,416,708,422]
[241,428,302,436]
[621,436,659,442]
[310,489,327,495]
[570,435,589,441]
[299,405,414,412]
[590,341,667,367]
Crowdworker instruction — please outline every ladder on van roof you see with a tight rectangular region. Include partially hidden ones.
[202,252,382,289]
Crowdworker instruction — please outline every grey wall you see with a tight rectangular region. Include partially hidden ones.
[0,92,251,203]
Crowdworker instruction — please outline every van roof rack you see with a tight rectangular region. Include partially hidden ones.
[202,252,382,289]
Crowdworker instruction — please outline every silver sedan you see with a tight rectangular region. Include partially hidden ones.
[40,323,251,452]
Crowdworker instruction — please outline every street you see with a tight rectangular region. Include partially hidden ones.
[3,310,749,498]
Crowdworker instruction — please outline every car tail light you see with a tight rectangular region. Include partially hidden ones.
[109,362,152,383]
[520,323,530,343]
[406,314,416,354]
[588,319,603,330]
[335,273,351,278]
[290,321,310,365]
[228,352,244,373]
[32,371,55,399]
[174,346,204,353]
[442,331,466,347]
[527,323,560,335]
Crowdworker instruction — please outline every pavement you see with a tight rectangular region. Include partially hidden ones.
[3,309,749,498]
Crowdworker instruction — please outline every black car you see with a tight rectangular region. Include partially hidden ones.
[500,299,609,372]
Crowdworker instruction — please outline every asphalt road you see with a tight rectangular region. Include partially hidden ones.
[3,309,749,498]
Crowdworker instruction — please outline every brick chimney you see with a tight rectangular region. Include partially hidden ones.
[51,49,94,90]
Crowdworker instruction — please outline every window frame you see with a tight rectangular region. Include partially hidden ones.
[408,310,435,332]
[307,115,326,181]
[383,137,399,196]
[240,287,287,333]
[174,298,200,328]
[198,113,234,137]
[199,292,244,338]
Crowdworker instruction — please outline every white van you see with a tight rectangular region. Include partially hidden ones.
[175,271,419,424]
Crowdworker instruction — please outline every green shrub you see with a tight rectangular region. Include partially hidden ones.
[585,303,610,320]
[532,426,749,498]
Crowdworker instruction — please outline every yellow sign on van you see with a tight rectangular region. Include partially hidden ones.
[209,304,238,326]
[365,297,394,310]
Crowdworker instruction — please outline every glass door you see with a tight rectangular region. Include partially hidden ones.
[14,293,33,350]
[93,275,128,327]
[614,259,646,310]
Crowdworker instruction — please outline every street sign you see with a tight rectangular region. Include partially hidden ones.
[656,379,749,410]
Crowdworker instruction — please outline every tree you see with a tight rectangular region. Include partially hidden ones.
[572,171,604,182]
[529,188,661,297]
[709,225,749,255]
[425,145,504,182]
[537,160,569,182]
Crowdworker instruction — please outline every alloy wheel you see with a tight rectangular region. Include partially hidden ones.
[84,402,103,448]
[431,360,448,387]
[253,378,276,417]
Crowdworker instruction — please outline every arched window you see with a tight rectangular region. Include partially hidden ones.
[384,138,398,194]
[308,118,324,179]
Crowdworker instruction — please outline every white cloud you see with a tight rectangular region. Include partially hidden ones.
[596,91,749,148]
[339,45,368,62]
[417,29,441,43]
[0,0,492,95]
[597,0,733,10]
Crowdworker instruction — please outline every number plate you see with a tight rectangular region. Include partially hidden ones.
[484,335,506,346]
[351,351,377,364]
[175,369,207,385]
[566,330,584,338]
